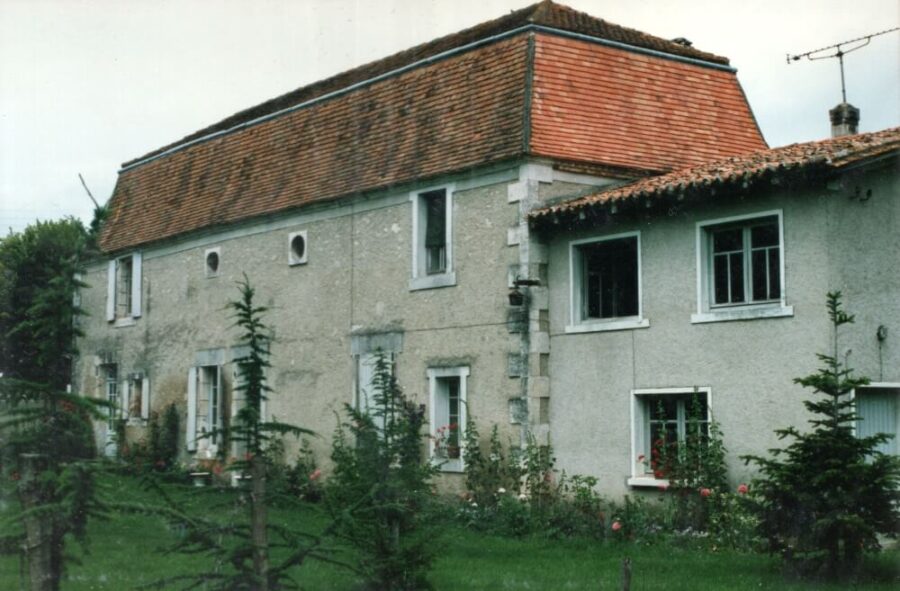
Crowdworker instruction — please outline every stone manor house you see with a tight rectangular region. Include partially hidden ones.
[74,1,900,497]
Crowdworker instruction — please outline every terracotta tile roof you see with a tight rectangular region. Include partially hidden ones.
[529,34,766,172]
[530,127,900,226]
[100,1,764,253]
[123,1,730,168]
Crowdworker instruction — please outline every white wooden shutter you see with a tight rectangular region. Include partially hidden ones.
[141,376,150,420]
[131,252,142,318]
[106,260,116,321]
[231,364,246,459]
[186,367,198,451]
[120,379,129,419]
[215,364,223,432]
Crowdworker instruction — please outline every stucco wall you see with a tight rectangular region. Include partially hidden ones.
[545,164,899,498]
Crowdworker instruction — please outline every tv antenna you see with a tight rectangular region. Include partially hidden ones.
[787,27,899,103]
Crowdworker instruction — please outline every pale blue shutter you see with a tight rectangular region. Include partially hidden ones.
[186,367,198,451]
[106,260,116,321]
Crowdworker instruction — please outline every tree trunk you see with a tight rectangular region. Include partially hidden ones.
[620,557,631,591]
[18,454,56,591]
[250,455,269,591]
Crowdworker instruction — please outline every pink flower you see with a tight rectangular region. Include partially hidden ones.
[700,488,711,498]
[212,463,224,475]
[657,483,668,492]
[637,454,645,462]
[737,483,749,495]
[309,469,322,481]
[244,452,254,461]
[611,520,622,532]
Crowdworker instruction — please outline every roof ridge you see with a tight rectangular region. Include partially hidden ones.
[120,1,731,169]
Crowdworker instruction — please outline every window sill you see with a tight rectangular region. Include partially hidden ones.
[432,458,463,473]
[113,317,136,328]
[627,476,670,488]
[565,317,649,334]
[691,305,793,324]
[410,272,456,292]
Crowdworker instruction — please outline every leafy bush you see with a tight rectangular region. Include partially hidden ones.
[743,293,900,577]
[461,421,522,508]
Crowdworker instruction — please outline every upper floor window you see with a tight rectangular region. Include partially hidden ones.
[205,248,221,278]
[410,185,456,291]
[693,211,792,323]
[106,252,142,323]
[288,230,308,266]
[567,232,648,333]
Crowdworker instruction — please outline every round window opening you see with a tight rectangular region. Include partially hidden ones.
[291,234,306,261]
[206,251,219,274]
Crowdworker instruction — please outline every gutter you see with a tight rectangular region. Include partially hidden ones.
[120,25,735,173]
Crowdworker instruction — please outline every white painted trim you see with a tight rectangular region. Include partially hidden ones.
[105,260,116,321]
[568,231,646,329]
[629,387,713,484]
[427,366,469,473]
[131,252,142,318]
[204,247,221,278]
[288,230,308,266]
[410,182,456,290]
[695,209,786,318]
[186,367,198,452]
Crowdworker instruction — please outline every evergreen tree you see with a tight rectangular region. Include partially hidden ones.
[0,219,108,591]
[744,293,900,577]
[326,351,438,590]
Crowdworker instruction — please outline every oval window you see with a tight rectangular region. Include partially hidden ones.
[291,234,306,261]
[206,251,219,274]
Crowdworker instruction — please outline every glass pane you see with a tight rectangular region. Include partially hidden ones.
[423,190,446,248]
[751,222,778,247]
[712,228,742,252]
[713,254,729,304]
[649,396,679,421]
[447,378,460,446]
[768,247,780,299]
[581,237,638,319]
[751,249,767,301]
[729,252,745,303]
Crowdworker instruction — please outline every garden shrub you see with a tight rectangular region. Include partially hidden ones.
[461,421,521,508]
[744,293,900,578]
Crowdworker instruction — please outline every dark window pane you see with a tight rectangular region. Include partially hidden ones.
[582,237,638,319]
[713,254,729,304]
[751,222,778,247]
[423,190,446,248]
[649,396,679,421]
[713,228,742,252]
[729,252,745,303]
[768,248,781,299]
[751,249,767,301]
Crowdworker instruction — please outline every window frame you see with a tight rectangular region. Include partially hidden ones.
[693,210,792,324]
[427,366,469,473]
[106,252,142,325]
[204,247,221,278]
[628,387,712,487]
[410,184,456,291]
[566,231,648,334]
[288,230,308,266]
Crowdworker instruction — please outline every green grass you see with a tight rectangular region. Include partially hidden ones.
[1,472,897,590]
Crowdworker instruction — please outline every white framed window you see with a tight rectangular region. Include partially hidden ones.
[854,384,900,456]
[205,247,221,278]
[629,387,711,487]
[106,252,142,323]
[428,367,469,472]
[410,184,456,291]
[693,211,792,323]
[186,364,223,455]
[288,230,308,266]
[101,363,119,457]
[567,231,648,333]
[120,372,150,425]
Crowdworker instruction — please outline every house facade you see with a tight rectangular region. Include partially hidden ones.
[72,1,897,496]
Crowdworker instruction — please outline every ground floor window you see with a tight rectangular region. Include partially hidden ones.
[428,366,469,472]
[186,364,223,454]
[121,373,149,424]
[356,352,395,432]
[855,385,899,456]
[630,387,710,484]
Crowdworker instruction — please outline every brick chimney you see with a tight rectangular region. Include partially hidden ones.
[829,102,860,137]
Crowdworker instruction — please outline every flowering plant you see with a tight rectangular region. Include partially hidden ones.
[431,423,460,459]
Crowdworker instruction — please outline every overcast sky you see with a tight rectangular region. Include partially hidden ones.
[1,0,898,234]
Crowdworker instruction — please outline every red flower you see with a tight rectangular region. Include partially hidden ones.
[657,483,668,492]
[700,488,711,498]
[737,483,749,495]
[637,454,646,462]
[212,463,224,475]
[611,521,622,532]
[309,469,322,481]
[244,452,254,462]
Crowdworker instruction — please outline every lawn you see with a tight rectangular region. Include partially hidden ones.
[1,472,897,590]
